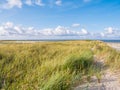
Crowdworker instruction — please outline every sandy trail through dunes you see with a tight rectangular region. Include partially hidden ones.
[74,43,120,90]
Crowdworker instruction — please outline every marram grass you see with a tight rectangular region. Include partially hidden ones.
[0,40,119,90]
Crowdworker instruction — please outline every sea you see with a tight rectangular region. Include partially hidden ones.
[1,39,120,43]
[101,40,120,43]
[16,39,120,43]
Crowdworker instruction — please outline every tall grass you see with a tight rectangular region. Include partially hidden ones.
[0,40,119,90]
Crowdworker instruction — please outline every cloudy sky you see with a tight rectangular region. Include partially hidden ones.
[0,0,120,40]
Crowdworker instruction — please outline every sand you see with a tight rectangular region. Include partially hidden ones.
[107,43,120,51]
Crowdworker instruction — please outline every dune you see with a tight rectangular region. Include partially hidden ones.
[74,42,120,90]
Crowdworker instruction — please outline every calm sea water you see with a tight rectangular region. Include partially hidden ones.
[101,40,120,43]
[19,39,120,43]
[1,39,120,43]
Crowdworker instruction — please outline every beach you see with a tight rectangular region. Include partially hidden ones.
[107,43,120,51]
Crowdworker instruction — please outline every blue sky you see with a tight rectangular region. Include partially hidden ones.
[0,0,120,40]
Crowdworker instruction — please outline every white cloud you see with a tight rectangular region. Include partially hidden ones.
[0,22,120,40]
[72,23,80,27]
[35,0,45,6]
[4,22,14,28]
[0,0,63,9]
[55,0,62,6]
[105,27,115,34]
[14,26,23,34]
[3,0,22,9]
[0,26,9,35]
[54,26,69,35]
[81,28,88,34]
[102,27,120,38]
[100,32,105,37]
[25,0,45,6]
[25,0,32,6]
[0,22,90,39]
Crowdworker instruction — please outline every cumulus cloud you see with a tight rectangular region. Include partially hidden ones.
[0,22,90,39]
[0,0,62,9]
[35,0,45,6]
[0,26,9,35]
[2,0,22,9]
[0,22,120,40]
[72,23,80,27]
[104,27,116,34]
[55,0,62,6]
[81,29,88,34]
[25,0,32,6]
[100,32,105,37]
[0,0,45,9]
[0,0,65,9]
[101,27,120,38]
[25,0,45,6]
[40,26,89,36]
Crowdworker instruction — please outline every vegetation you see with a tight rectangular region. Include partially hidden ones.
[0,40,119,90]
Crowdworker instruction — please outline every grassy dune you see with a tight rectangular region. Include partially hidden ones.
[0,40,119,90]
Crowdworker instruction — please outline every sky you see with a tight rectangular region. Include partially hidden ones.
[0,0,120,40]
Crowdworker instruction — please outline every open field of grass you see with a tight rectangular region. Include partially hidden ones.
[0,40,119,90]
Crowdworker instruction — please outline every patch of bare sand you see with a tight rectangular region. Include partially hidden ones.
[74,71,120,90]
[107,43,120,51]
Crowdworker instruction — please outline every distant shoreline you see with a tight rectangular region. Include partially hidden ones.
[0,39,120,43]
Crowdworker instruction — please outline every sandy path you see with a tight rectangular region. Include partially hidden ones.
[74,72,120,90]
[74,60,120,90]
[74,43,120,90]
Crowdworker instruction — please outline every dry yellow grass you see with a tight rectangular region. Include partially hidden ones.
[0,40,119,90]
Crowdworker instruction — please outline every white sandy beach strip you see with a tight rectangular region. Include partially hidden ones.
[107,43,120,51]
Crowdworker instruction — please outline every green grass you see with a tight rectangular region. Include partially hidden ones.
[0,40,119,90]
